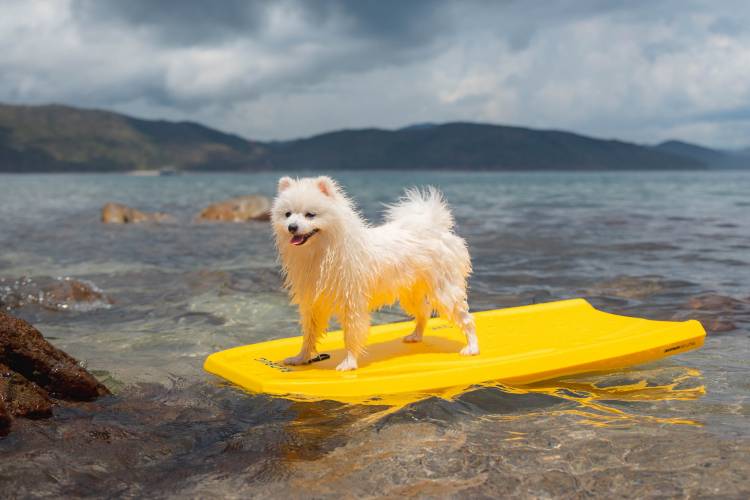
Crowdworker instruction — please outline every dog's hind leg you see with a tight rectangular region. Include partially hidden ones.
[336,306,369,371]
[455,303,479,356]
[431,282,479,356]
[284,305,329,365]
[400,292,431,343]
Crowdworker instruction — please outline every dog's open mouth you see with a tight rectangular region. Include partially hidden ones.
[290,229,318,246]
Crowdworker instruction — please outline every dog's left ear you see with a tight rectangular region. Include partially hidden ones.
[316,176,338,197]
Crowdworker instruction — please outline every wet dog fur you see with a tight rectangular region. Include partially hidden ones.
[271,176,478,371]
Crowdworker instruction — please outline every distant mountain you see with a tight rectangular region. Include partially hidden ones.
[653,140,728,165]
[0,104,269,172]
[399,123,438,131]
[0,103,707,172]
[653,140,749,169]
[269,123,704,170]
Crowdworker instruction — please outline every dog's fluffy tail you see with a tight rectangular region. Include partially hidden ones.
[384,186,455,231]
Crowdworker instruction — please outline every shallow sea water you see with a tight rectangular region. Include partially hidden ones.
[0,171,749,498]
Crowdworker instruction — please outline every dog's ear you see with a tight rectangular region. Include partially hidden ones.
[316,176,338,197]
[278,176,294,192]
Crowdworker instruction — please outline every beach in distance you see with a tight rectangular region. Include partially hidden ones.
[1,170,749,497]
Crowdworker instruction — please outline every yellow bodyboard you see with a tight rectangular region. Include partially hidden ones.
[204,299,705,402]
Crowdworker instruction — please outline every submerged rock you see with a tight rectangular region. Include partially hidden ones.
[681,294,746,334]
[197,195,271,222]
[101,202,173,224]
[703,319,738,333]
[688,294,746,311]
[586,275,677,300]
[41,277,113,311]
[0,276,112,312]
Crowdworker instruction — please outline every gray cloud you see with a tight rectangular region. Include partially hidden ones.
[73,1,269,45]
[65,0,451,109]
[1,0,750,148]
[73,0,448,49]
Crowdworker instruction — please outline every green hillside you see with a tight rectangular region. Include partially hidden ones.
[0,104,269,171]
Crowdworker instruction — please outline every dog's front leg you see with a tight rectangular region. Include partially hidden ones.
[336,307,369,371]
[284,306,327,365]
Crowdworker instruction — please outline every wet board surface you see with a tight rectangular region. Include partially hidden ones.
[203,299,705,402]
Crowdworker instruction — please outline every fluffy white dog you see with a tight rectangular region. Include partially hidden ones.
[271,176,479,371]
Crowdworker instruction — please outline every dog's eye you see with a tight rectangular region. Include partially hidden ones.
[305,212,316,219]
[284,211,291,218]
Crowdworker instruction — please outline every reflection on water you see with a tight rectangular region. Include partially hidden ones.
[1,171,749,496]
[274,365,706,426]
[510,367,706,427]
[332,365,707,427]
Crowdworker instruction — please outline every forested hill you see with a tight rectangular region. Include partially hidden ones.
[0,103,708,172]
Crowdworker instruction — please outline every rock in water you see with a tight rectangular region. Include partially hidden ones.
[0,398,9,436]
[101,202,173,224]
[41,277,113,311]
[197,195,271,222]
[0,362,53,419]
[704,319,737,333]
[0,276,113,312]
[688,294,746,311]
[0,311,110,401]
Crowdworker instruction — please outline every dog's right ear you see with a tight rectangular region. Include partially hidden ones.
[278,176,294,192]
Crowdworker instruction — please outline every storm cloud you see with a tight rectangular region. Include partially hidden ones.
[2,0,750,147]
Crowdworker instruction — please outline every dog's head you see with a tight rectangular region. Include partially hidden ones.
[271,176,344,248]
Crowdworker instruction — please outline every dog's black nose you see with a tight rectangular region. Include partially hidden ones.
[288,223,298,233]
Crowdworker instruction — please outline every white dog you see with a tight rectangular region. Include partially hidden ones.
[271,176,479,371]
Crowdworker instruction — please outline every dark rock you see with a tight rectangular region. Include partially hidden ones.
[0,311,110,401]
[0,398,9,436]
[101,202,174,224]
[0,362,53,418]
[197,195,271,222]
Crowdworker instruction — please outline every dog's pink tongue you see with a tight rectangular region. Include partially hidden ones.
[290,235,305,245]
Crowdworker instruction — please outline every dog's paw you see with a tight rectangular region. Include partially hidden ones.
[402,331,423,343]
[283,354,308,366]
[460,344,480,356]
[335,355,358,371]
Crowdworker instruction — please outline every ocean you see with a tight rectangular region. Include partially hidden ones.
[1,170,749,496]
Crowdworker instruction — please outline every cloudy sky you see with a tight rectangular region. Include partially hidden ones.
[2,0,750,148]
